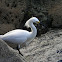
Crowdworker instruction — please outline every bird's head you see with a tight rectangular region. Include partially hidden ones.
[25,17,40,28]
[30,17,40,24]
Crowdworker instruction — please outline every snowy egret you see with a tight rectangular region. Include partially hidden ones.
[0,17,40,55]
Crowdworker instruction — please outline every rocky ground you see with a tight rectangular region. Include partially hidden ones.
[0,0,62,62]
[20,29,62,62]
[0,28,62,62]
[0,39,26,62]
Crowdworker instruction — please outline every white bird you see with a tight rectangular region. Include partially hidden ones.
[0,17,40,55]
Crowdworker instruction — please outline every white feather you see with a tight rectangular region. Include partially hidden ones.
[0,17,40,49]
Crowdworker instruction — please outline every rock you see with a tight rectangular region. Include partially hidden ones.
[0,0,26,34]
[0,39,26,62]
[26,0,62,28]
[0,24,15,34]
[47,0,62,28]
[0,0,62,35]
[0,0,53,36]
[20,29,62,62]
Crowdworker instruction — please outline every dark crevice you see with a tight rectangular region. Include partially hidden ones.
[11,19,14,22]
[19,19,20,22]
[15,16,18,18]
[11,1,17,8]
[0,11,2,14]
[3,16,7,20]
[6,4,9,7]
[9,12,12,14]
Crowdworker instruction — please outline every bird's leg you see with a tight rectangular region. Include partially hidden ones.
[17,44,23,56]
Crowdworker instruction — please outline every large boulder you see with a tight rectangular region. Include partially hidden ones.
[0,0,26,34]
[0,0,62,36]
[26,0,62,28]
[46,0,62,28]
[0,0,53,36]
[0,39,26,62]
[20,29,62,62]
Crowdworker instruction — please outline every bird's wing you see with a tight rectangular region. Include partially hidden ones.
[3,29,30,38]
[0,35,3,39]
[3,37,27,44]
[2,29,30,44]
[14,37,27,44]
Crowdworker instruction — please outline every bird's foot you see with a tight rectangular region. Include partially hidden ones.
[17,45,23,56]
[18,50,23,56]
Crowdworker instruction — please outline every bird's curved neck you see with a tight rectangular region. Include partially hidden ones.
[30,23,37,38]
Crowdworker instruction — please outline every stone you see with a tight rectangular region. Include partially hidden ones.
[0,0,26,34]
[47,0,62,28]
[0,39,26,62]
[0,0,52,36]
[1,0,62,36]
[20,29,62,62]
[0,24,15,34]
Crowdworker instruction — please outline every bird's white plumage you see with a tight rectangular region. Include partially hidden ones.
[2,29,30,44]
[0,17,40,48]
